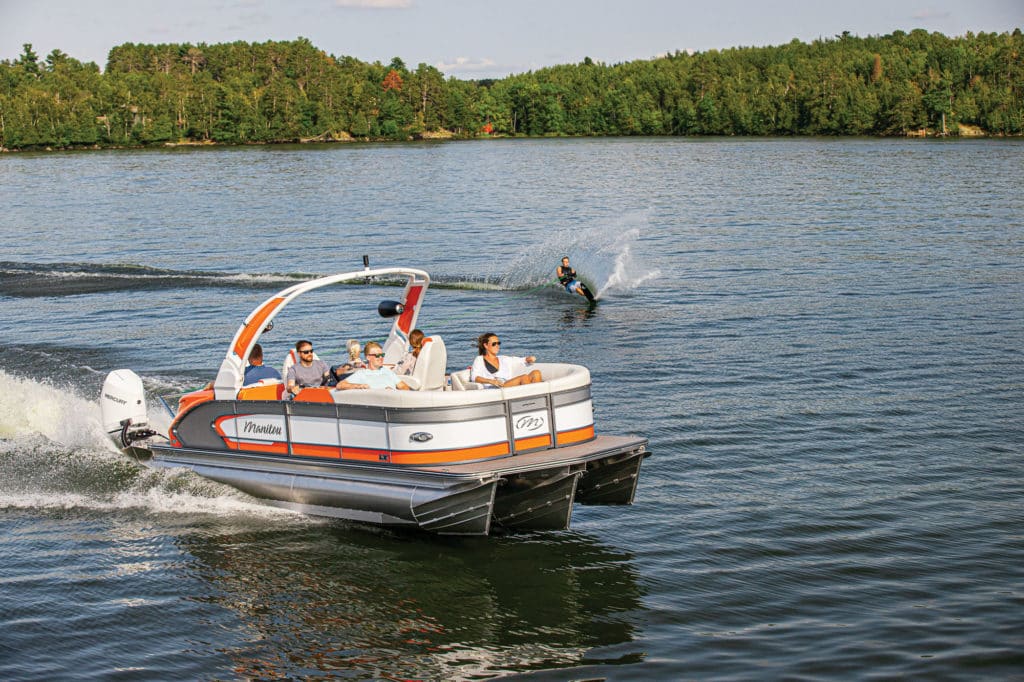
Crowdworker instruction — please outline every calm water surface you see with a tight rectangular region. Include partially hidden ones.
[1,138,1022,680]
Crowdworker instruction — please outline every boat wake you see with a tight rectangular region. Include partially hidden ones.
[497,211,661,299]
[0,261,311,298]
[0,370,295,519]
[2,228,659,301]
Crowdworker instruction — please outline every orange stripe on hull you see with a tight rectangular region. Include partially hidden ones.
[514,434,553,451]
[556,425,595,446]
[290,443,342,459]
[221,440,340,458]
[197,427,591,463]
[342,441,511,464]
[234,440,289,455]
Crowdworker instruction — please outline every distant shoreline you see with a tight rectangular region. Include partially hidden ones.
[2,128,1014,154]
[3,31,1021,151]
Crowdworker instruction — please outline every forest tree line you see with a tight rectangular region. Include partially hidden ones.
[1,29,1022,149]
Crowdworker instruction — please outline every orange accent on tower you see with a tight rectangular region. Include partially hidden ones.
[233,296,285,360]
[397,285,423,335]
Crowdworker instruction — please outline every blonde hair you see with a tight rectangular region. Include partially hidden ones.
[364,341,383,355]
[346,339,361,360]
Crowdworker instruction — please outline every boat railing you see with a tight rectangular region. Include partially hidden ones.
[328,363,590,408]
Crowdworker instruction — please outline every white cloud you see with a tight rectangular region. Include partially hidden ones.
[335,0,412,8]
[435,56,497,74]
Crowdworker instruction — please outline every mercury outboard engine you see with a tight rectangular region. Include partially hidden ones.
[100,369,157,449]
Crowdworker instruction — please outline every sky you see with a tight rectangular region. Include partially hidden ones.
[0,0,1021,79]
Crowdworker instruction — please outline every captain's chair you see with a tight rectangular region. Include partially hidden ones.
[409,335,447,390]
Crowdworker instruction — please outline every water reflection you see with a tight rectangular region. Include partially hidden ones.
[178,524,646,679]
[560,304,598,327]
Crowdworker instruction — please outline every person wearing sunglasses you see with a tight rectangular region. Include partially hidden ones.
[285,340,330,397]
[336,341,412,390]
[470,332,542,388]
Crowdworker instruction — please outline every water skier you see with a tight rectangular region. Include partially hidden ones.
[556,256,595,302]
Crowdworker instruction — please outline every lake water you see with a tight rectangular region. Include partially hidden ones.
[1,137,1022,680]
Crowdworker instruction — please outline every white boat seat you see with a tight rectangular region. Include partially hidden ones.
[409,335,447,390]
[450,368,483,390]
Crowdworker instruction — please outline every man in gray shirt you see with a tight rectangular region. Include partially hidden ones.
[285,340,329,397]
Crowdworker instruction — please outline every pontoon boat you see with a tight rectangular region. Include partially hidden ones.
[100,267,649,535]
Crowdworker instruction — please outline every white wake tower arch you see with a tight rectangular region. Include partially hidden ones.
[213,267,430,400]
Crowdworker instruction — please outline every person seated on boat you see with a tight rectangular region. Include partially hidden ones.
[557,256,588,298]
[285,340,330,397]
[336,341,412,390]
[326,338,367,385]
[243,343,282,385]
[393,329,424,376]
[470,332,542,388]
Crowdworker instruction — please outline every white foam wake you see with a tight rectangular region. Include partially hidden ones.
[0,484,302,519]
[0,369,300,520]
[0,370,110,448]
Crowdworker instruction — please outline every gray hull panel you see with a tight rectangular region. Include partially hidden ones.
[144,434,649,535]
[492,466,582,531]
[411,483,497,535]
[150,446,499,534]
[576,449,649,505]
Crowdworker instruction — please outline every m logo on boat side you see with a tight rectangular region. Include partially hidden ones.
[516,415,545,432]
[242,420,282,436]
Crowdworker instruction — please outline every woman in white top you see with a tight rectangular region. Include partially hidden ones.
[470,332,542,388]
